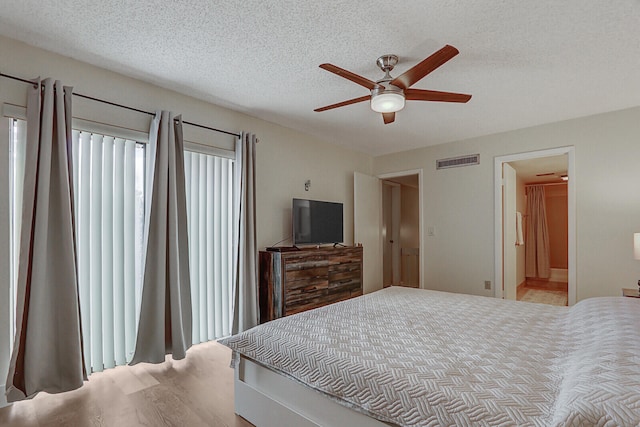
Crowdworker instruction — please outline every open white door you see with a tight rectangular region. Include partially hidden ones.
[354,172,382,294]
[503,163,517,300]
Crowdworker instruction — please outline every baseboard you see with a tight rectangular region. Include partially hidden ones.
[516,280,526,290]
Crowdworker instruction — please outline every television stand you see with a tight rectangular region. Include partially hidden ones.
[259,246,363,322]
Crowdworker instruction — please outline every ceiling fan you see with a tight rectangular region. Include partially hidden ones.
[314,45,471,124]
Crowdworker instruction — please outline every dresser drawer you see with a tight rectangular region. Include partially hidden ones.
[285,277,328,305]
[328,262,361,289]
[284,256,330,271]
[285,266,328,282]
[327,250,362,265]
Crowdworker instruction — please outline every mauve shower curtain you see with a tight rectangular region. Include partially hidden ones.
[525,185,551,279]
[5,78,86,402]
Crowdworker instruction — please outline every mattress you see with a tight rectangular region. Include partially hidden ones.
[220,287,640,426]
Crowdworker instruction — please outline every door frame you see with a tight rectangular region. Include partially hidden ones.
[378,169,424,289]
[354,172,384,293]
[493,146,576,304]
[502,162,517,300]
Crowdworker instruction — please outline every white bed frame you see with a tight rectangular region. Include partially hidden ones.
[234,356,391,427]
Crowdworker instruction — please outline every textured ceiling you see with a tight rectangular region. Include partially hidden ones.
[1,1,639,156]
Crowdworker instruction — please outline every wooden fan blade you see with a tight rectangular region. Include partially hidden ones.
[382,112,395,124]
[390,45,459,90]
[405,88,471,103]
[314,95,371,112]
[319,64,381,90]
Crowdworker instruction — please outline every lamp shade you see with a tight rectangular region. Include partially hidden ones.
[370,92,405,113]
[634,233,640,260]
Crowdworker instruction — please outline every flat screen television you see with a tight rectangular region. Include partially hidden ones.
[292,198,343,245]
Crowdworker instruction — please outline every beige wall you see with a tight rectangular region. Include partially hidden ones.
[0,36,372,398]
[373,106,640,301]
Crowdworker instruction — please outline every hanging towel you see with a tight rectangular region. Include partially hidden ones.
[516,211,525,246]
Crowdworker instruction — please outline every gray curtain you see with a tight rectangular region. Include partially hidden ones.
[232,133,258,334]
[525,185,551,279]
[130,111,192,364]
[5,78,86,402]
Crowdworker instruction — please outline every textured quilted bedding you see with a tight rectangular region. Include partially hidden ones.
[220,287,640,426]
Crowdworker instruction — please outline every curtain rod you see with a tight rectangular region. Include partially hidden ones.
[1,71,241,138]
[525,182,567,187]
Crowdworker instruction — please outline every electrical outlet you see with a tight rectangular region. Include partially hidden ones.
[484,280,491,290]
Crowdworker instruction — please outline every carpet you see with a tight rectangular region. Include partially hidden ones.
[520,289,568,306]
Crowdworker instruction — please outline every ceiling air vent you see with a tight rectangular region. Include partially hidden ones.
[436,154,480,170]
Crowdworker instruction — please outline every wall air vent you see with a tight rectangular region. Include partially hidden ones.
[436,154,480,170]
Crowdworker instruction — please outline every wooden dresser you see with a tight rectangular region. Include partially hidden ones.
[259,246,363,323]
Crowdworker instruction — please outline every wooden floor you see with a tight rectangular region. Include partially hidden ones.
[0,341,253,427]
[516,278,568,301]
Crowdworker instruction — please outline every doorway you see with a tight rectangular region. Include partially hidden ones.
[354,169,424,293]
[381,175,420,288]
[508,156,569,306]
[494,147,576,305]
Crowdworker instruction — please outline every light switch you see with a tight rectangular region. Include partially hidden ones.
[427,226,435,236]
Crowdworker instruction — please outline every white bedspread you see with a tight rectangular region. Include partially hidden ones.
[220,287,640,426]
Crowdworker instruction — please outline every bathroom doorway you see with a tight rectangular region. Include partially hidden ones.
[494,147,576,305]
[509,156,569,306]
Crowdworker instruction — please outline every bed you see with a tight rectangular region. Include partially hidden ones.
[220,286,640,426]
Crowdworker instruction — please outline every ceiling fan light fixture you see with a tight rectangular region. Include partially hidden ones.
[314,45,470,123]
[371,92,405,113]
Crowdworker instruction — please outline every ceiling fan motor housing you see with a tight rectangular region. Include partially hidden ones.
[376,54,399,73]
[371,82,403,97]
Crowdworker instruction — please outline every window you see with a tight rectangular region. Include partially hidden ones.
[8,119,26,354]
[184,151,234,342]
[10,120,147,372]
[71,130,147,370]
[9,119,235,373]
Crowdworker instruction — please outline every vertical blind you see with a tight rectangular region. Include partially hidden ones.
[184,151,234,343]
[8,119,27,353]
[71,130,147,372]
[9,119,235,373]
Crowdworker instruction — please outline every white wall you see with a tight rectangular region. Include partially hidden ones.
[373,106,640,301]
[0,36,371,401]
